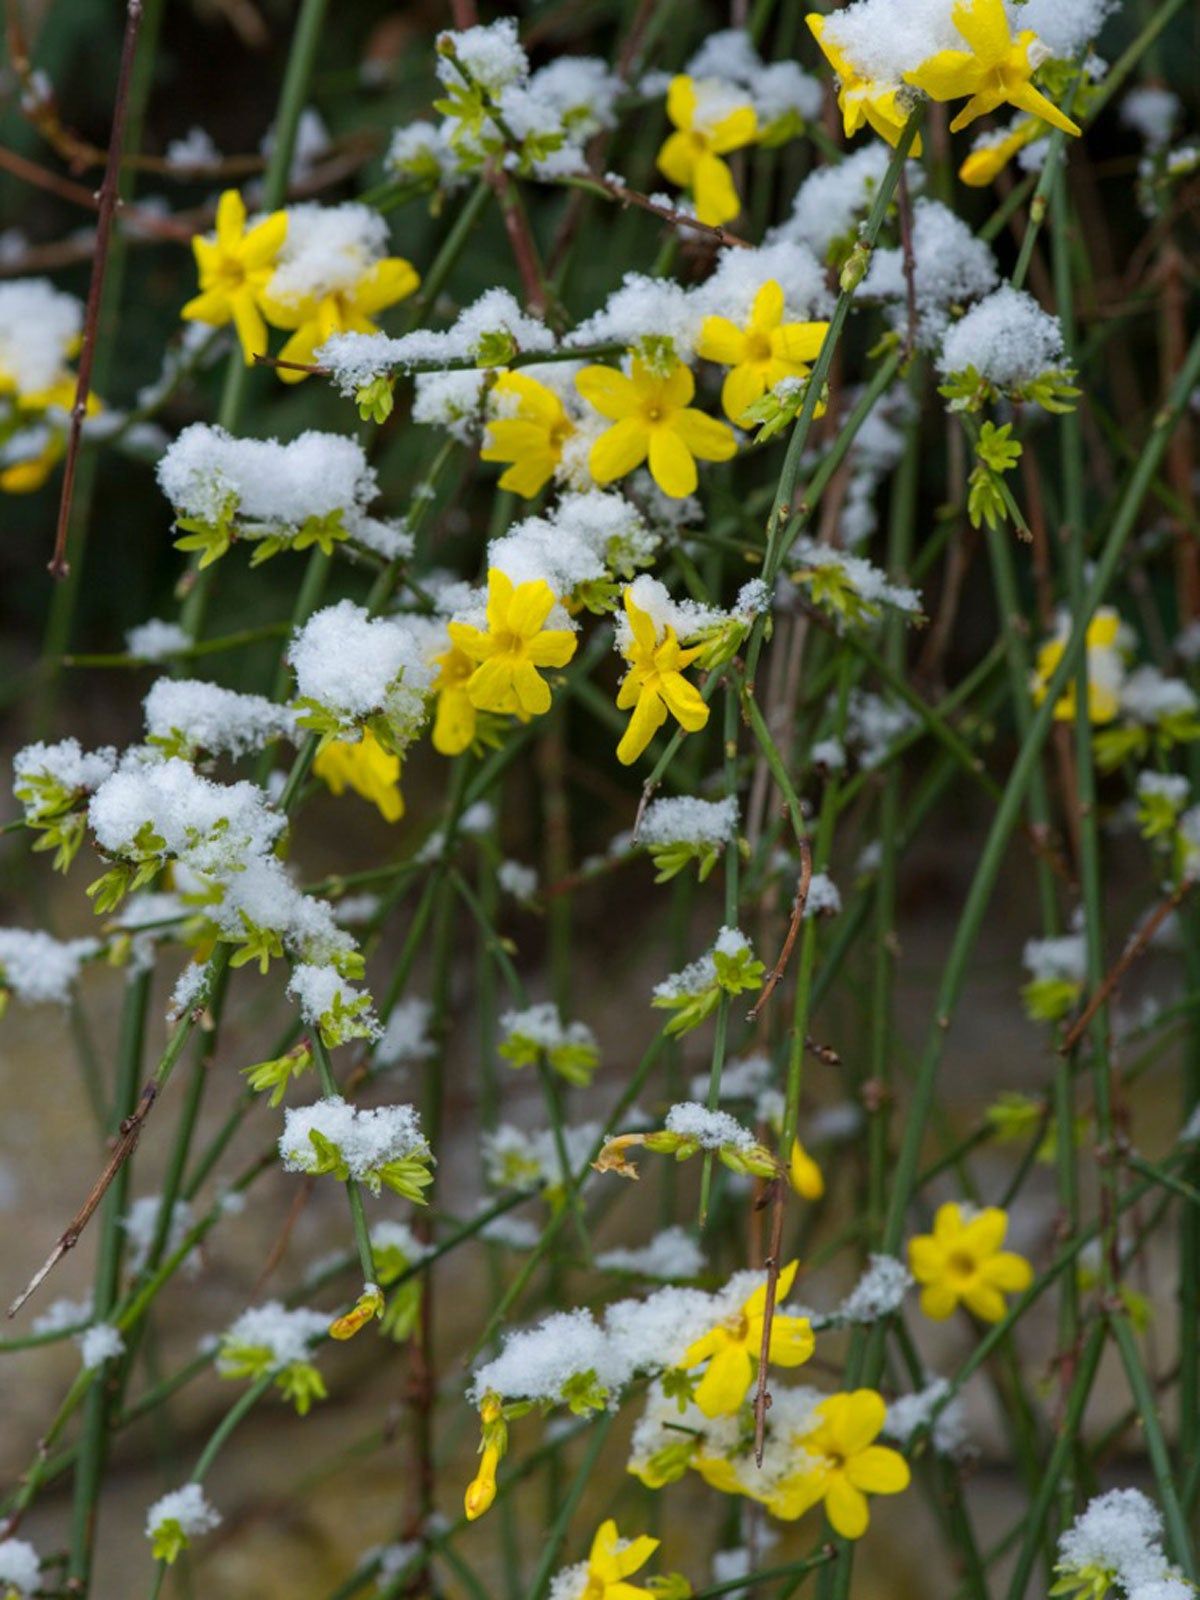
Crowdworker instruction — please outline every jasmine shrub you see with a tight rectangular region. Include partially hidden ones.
[1,0,1200,1597]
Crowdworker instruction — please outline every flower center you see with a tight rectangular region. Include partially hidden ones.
[215,257,248,291]
[643,403,666,424]
[947,1250,976,1281]
[725,1310,750,1343]
[745,331,773,364]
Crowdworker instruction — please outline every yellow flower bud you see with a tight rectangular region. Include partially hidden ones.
[464,1442,500,1520]
[789,1139,825,1200]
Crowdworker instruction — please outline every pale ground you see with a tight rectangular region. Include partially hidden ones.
[0,786,1183,1598]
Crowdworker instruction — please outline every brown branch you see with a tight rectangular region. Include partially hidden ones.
[897,164,918,361]
[747,836,813,1021]
[752,1177,787,1465]
[251,1176,315,1298]
[561,173,752,249]
[0,146,191,240]
[8,1081,157,1317]
[47,0,146,583]
[1059,883,1192,1056]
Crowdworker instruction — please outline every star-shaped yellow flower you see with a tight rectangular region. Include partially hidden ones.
[656,75,757,226]
[582,1521,660,1600]
[904,0,1081,136]
[768,1389,911,1537]
[806,16,923,152]
[448,570,577,719]
[908,1201,1033,1322]
[430,639,479,756]
[577,359,735,500]
[615,588,710,766]
[679,1259,815,1417]
[264,256,419,383]
[697,280,829,424]
[181,189,288,364]
[480,372,575,496]
[313,729,404,822]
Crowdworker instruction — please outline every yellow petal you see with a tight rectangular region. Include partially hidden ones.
[511,659,552,717]
[467,656,517,714]
[846,1444,910,1494]
[433,688,476,756]
[590,416,649,485]
[617,687,667,765]
[180,288,231,327]
[657,669,709,732]
[962,1281,1007,1322]
[697,315,747,367]
[354,256,420,315]
[950,0,1011,65]
[981,1251,1033,1293]
[774,320,829,364]
[959,1207,1007,1256]
[825,1475,870,1540]
[709,104,758,155]
[241,208,288,269]
[666,74,697,133]
[576,364,639,421]
[1008,80,1081,137]
[919,1282,959,1320]
[673,407,737,462]
[721,363,766,425]
[767,1315,815,1367]
[506,578,556,638]
[692,151,741,227]
[751,279,784,331]
[648,428,698,499]
[486,567,515,633]
[496,454,557,497]
[904,49,984,103]
[215,189,246,252]
[693,1345,752,1417]
[230,290,268,366]
[524,629,577,667]
[657,129,699,188]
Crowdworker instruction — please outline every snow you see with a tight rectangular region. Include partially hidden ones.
[1058,1489,1185,1597]
[819,0,961,84]
[0,278,81,391]
[145,1484,221,1541]
[217,1301,328,1369]
[1119,667,1197,724]
[695,240,831,325]
[278,1095,428,1181]
[938,285,1066,388]
[639,794,739,849]
[78,1322,125,1368]
[568,273,704,362]
[318,289,554,391]
[143,678,298,758]
[288,600,435,734]
[836,1254,912,1321]
[791,534,922,616]
[804,872,842,917]
[0,929,99,1005]
[126,618,192,662]
[1019,0,1120,58]
[13,738,116,806]
[1122,87,1181,150]
[664,1102,756,1151]
[774,144,922,262]
[596,1226,705,1279]
[121,1195,194,1274]
[881,1376,968,1456]
[498,860,538,900]
[374,997,437,1067]
[436,18,528,94]
[0,1538,41,1597]
[654,927,757,1002]
[157,423,378,530]
[863,198,998,347]
[268,201,391,308]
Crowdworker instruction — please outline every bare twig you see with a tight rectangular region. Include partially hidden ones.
[556,172,752,250]
[1060,883,1192,1055]
[47,0,146,583]
[753,1178,787,1464]
[8,1083,157,1318]
[748,837,813,1021]
[897,164,918,361]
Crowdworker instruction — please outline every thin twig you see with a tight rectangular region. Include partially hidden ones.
[1060,883,1192,1055]
[8,1083,157,1318]
[753,1178,787,1464]
[556,172,752,249]
[748,837,814,1021]
[47,0,145,582]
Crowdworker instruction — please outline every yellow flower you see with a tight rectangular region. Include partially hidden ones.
[263,257,419,383]
[698,280,829,424]
[656,74,757,226]
[448,569,577,718]
[959,116,1044,185]
[615,588,710,766]
[0,376,100,493]
[581,1519,659,1600]
[576,359,735,501]
[679,1259,815,1417]
[480,372,575,496]
[465,1396,504,1521]
[313,730,404,822]
[904,0,1081,137]
[789,1139,825,1200]
[431,641,479,756]
[768,1390,910,1538]
[908,1201,1033,1322]
[1031,610,1123,726]
[181,189,288,364]
[806,16,924,152]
